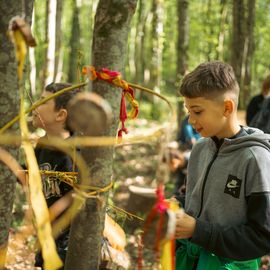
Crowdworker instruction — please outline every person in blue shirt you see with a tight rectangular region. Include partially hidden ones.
[170,115,201,202]
[177,115,201,150]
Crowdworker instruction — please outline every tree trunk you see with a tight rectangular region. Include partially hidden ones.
[65,1,138,270]
[176,0,189,129]
[45,0,57,85]
[177,0,189,78]
[54,0,63,82]
[29,7,36,97]
[0,1,34,268]
[134,0,147,85]
[231,0,255,109]
[150,0,164,92]
[242,0,255,107]
[149,0,164,120]
[40,0,49,89]
[68,0,80,83]
[216,0,228,60]
[231,0,245,106]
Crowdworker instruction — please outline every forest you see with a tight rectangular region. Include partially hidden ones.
[0,0,270,269]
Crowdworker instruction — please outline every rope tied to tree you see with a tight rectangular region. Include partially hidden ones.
[82,66,139,138]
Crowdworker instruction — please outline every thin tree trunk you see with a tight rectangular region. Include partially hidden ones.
[40,0,49,90]
[231,0,255,109]
[135,0,146,85]
[150,0,164,92]
[217,0,228,60]
[206,0,214,60]
[65,1,138,269]
[54,0,63,82]
[177,0,189,77]
[29,7,36,97]
[176,0,189,128]
[242,0,255,107]
[231,0,245,103]
[0,1,34,268]
[68,0,80,83]
[45,0,57,85]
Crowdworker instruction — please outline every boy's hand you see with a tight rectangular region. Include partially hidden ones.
[175,211,196,239]
[142,207,196,251]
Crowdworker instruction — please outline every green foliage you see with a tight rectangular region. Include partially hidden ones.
[28,0,270,118]
[253,0,270,93]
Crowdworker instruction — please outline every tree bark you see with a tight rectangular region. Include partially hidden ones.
[29,8,36,97]
[68,0,80,83]
[150,0,164,92]
[45,0,57,85]
[176,0,189,129]
[231,0,245,107]
[0,1,34,268]
[134,0,147,85]
[242,0,255,107]
[54,0,63,82]
[231,0,255,109]
[216,0,228,60]
[177,0,189,78]
[65,1,138,270]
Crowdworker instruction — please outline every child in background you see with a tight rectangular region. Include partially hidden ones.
[246,74,270,126]
[31,82,81,269]
[177,115,201,150]
[170,115,201,202]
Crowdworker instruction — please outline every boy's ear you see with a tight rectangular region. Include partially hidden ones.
[56,108,68,122]
[223,99,234,117]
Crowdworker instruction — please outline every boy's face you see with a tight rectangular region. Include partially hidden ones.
[184,97,228,139]
[32,91,59,130]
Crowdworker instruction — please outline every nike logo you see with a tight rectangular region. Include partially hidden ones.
[224,175,242,198]
[226,180,239,189]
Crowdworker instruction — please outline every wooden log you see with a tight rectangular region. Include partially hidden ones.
[67,92,112,136]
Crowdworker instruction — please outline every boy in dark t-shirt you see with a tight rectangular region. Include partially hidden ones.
[31,82,81,269]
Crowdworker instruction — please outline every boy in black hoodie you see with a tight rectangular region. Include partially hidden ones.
[32,82,81,269]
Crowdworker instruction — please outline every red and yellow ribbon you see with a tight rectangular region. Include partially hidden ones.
[82,66,139,138]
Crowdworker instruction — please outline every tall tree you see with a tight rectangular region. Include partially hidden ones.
[242,0,256,106]
[134,0,147,85]
[68,0,80,83]
[177,0,189,78]
[54,0,63,82]
[0,1,34,268]
[231,0,255,108]
[65,0,138,269]
[231,0,245,105]
[45,0,57,85]
[29,7,36,97]
[216,0,228,60]
[150,0,164,92]
[176,0,189,127]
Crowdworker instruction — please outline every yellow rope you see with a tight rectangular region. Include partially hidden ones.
[22,169,114,197]
[0,82,87,134]
[108,203,144,221]
[0,75,175,135]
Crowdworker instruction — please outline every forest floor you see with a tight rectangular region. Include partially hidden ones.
[5,112,270,270]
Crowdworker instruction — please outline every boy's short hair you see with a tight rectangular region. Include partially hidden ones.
[45,82,82,132]
[45,82,81,111]
[179,61,239,104]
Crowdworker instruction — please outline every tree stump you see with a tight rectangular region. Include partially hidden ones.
[125,185,157,232]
